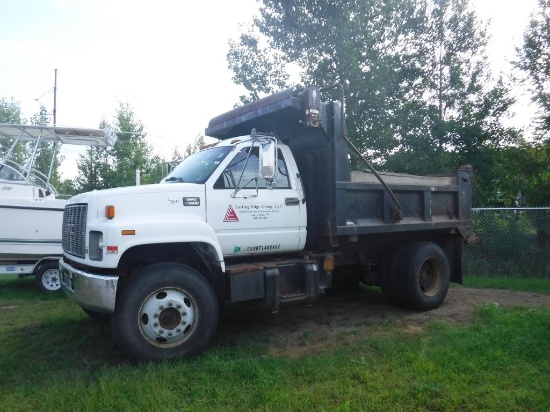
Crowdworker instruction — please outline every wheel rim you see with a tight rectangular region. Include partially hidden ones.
[418,258,442,297]
[42,269,61,291]
[138,288,196,347]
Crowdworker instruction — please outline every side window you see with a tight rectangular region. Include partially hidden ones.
[273,149,290,189]
[214,146,291,189]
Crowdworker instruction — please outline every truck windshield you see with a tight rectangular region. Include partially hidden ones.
[163,146,233,184]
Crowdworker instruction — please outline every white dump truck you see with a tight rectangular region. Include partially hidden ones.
[59,84,473,360]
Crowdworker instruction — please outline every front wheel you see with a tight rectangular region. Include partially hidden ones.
[35,261,61,292]
[112,263,219,361]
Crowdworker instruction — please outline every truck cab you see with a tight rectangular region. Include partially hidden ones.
[163,133,307,257]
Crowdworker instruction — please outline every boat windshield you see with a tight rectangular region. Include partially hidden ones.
[163,146,233,184]
[0,164,27,183]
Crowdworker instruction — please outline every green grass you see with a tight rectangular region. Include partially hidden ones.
[464,275,550,294]
[1,274,550,411]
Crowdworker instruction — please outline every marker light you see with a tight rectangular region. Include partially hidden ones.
[121,230,136,236]
[105,205,115,219]
[323,253,335,271]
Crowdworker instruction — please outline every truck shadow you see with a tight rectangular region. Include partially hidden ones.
[1,283,412,377]
[214,285,413,356]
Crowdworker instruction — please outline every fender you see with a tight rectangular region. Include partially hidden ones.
[91,216,225,272]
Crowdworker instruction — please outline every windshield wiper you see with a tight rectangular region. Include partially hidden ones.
[164,176,186,183]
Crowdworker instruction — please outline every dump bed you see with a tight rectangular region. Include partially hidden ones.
[337,168,473,239]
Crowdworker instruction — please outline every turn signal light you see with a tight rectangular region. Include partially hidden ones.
[105,205,115,219]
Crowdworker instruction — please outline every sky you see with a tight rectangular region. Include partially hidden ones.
[0,0,541,178]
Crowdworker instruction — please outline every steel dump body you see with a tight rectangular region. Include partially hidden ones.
[206,86,473,252]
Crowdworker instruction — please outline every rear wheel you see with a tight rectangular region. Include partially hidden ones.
[35,261,61,292]
[112,263,219,361]
[396,242,450,310]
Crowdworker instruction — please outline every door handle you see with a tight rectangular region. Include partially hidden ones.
[285,197,300,206]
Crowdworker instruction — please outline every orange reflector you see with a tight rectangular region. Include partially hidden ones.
[323,254,335,271]
[105,205,115,219]
[121,230,135,236]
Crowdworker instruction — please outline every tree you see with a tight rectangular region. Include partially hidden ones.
[183,134,206,158]
[0,101,63,192]
[228,0,425,159]
[0,98,23,124]
[29,105,66,192]
[158,135,208,179]
[511,0,550,206]
[75,103,162,190]
[516,0,550,136]
[227,0,518,206]
[74,140,112,192]
[0,98,24,161]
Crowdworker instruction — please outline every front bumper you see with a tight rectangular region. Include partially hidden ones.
[60,258,119,314]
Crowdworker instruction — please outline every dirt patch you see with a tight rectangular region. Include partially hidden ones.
[216,285,550,358]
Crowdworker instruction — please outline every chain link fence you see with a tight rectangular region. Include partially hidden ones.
[464,208,550,278]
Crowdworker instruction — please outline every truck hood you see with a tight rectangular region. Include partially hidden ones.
[69,183,204,203]
[67,183,206,222]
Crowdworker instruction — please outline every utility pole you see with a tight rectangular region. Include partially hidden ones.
[53,69,57,125]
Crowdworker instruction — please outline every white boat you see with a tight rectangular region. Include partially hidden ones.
[0,123,114,290]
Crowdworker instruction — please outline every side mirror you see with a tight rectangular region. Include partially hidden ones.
[259,139,278,180]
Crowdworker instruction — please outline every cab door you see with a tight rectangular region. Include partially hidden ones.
[206,143,303,256]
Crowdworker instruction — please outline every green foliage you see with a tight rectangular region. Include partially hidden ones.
[464,276,550,294]
[0,98,25,165]
[498,141,550,206]
[0,97,23,124]
[29,105,65,191]
[228,0,519,205]
[183,134,206,159]
[0,101,66,192]
[516,0,550,134]
[75,103,162,190]
[507,0,550,206]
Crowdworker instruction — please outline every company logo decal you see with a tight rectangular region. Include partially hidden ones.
[223,205,239,222]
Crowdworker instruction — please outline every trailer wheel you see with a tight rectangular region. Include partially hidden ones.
[396,242,450,310]
[35,261,61,292]
[112,263,219,361]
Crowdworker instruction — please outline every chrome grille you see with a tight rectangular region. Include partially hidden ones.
[62,204,88,258]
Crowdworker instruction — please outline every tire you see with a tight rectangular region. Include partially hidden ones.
[394,242,450,310]
[112,263,219,361]
[35,261,61,292]
[82,308,111,321]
